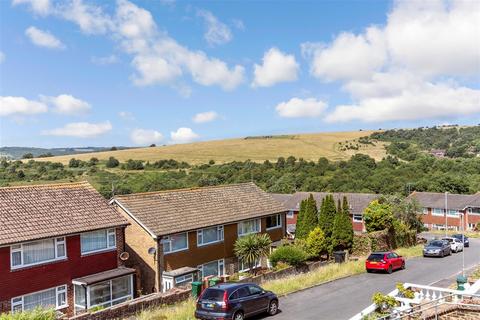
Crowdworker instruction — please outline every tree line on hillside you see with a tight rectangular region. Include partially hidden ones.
[0,152,479,197]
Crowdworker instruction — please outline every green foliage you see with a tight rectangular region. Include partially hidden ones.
[22,153,34,159]
[234,233,272,273]
[89,157,99,166]
[372,292,398,312]
[269,245,308,267]
[122,159,144,170]
[363,200,394,232]
[68,158,82,168]
[305,227,328,258]
[296,194,318,239]
[318,194,336,251]
[105,156,120,168]
[351,234,372,256]
[396,283,415,299]
[332,196,354,251]
[382,195,424,232]
[0,308,56,320]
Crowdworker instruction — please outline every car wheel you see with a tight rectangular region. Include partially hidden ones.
[268,300,278,316]
[387,265,393,274]
[366,269,372,273]
[440,251,444,258]
[401,262,405,270]
[233,311,244,320]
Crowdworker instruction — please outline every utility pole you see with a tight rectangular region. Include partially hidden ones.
[445,192,448,238]
[462,214,465,277]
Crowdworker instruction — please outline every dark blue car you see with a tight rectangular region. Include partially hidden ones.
[195,282,279,320]
[452,234,470,247]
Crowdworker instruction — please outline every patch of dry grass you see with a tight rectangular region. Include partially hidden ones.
[36,131,385,165]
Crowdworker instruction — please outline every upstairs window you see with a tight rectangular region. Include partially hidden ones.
[197,226,224,246]
[432,208,444,216]
[238,219,261,236]
[11,237,66,269]
[162,233,188,254]
[81,229,116,255]
[352,214,363,222]
[447,210,460,217]
[422,208,429,215]
[266,214,282,230]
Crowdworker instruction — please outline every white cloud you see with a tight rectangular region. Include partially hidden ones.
[253,48,299,87]
[325,76,480,123]
[13,0,51,15]
[0,96,48,117]
[118,111,135,120]
[0,51,5,63]
[301,27,386,82]
[130,128,163,145]
[91,54,119,65]
[232,19,245,31]
[276,98,327,118]
[41,94,91,115]
[197,9,232,46]
[193,111,218,123]
[25,26,65,49]
[60,0,113,35]
[170,127,199,144]
[42,121,112,138]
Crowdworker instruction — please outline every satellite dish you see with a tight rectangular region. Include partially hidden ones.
[119,252,130,261]
[148,247,156,255]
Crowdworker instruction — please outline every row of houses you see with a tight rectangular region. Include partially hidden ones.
[1,181,479,317]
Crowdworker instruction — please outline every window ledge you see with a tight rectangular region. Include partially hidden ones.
[266,226,282,231]
[163,248,189,255]
[81,247,117,257]
[197,240,224,248]
[11,257,68,271]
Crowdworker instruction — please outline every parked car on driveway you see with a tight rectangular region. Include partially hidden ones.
[442,237,464,253]
[423,240,451,257]
[366,251,405,274]
[452,234,469,247]
[195,283,278,320]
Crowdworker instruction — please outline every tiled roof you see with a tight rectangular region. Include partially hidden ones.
[283,192,380,214]
[113,182,287,237]
[0,181,129,246]
[408,191,479,210]
[270,193,293,206]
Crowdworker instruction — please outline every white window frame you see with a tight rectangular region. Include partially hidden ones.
[80,228,116,255]
[266,214,282,230]
[432,208,445,216]
[197,226,224,247]
[10,237,67,270]
[11,285,68,312]
[468,207,480,215]
[286,211,294,218]
[82,274,134,309]
[468,223,476,230]
[162,232,189,254]
[175,273,194,285]
[197,259,225,278]
[447,209,460,217]
[422,207,429,215]
[433,224,446,230]
[352,214,363,222]
[238,257,261,272]
[237,219,261,236]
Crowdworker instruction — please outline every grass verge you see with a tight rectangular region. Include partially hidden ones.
[428,230,480,238]
[133,245,424,320]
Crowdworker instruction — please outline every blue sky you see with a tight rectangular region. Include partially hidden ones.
[0,0,479,147]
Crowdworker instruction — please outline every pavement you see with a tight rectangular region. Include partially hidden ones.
[256,236,480,320]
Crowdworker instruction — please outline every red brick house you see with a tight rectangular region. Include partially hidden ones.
[0,182,134,317]
[271,192,380,235]
[110,182,287,294]
[408,191,480,231]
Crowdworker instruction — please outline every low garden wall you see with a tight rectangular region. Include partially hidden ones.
[68,288,191,320]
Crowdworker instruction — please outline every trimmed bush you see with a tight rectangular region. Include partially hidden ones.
[269,245,308,267]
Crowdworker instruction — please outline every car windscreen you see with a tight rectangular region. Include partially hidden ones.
[200,289,225,301]
[367,253,385,261]
[428,240,444,247]
[442,238,453,243]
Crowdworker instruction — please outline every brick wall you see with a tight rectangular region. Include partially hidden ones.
[68,288,191,320]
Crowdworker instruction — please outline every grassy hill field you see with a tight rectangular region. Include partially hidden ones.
[36,130,387,164]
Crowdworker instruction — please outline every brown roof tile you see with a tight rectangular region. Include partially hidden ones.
[113,182,287,237]
[0,181,129,246]
[408,191,478,210]
[283,191,380,214]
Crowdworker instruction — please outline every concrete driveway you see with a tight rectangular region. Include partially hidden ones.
[257,237,480,320]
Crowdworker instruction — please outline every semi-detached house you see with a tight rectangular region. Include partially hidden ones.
[0,182,134,317]
[110,182,287,294]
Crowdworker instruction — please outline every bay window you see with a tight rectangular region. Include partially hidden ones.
[161,233,188,254]
[11,237,66,269]
[81,229,116,254]
[238,219,261,236]
[266,214,282,230]
[11,285,67,312]
[197,226,224,246]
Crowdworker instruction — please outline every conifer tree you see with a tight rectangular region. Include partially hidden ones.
[332,196,354,251]
[295,194,318,239]
[319,194,336,238]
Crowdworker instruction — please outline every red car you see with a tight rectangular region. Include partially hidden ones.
[366,251,405,274]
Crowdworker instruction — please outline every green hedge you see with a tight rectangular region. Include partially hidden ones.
[269,245,308,267]
[0,308,56,320]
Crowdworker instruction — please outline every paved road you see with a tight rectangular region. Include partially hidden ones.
[258,237,480,320]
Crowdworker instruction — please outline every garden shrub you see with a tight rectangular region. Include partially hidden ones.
[0,308,56,320]
[351,234,371,256]
[269,245,308,267]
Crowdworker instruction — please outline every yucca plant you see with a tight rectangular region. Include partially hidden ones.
[234,233,272,274]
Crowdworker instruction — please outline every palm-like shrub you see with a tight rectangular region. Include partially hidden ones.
[234,233,272,274]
